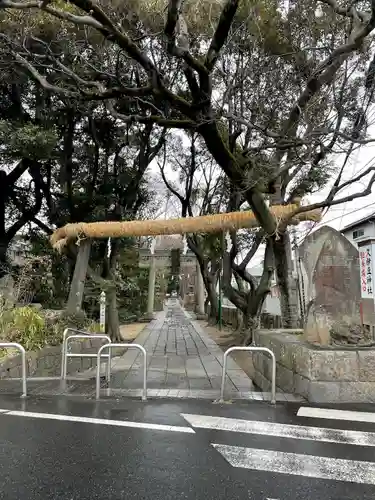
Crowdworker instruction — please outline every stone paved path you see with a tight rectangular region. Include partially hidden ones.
[110,301,252,395]
[107,301,303,401]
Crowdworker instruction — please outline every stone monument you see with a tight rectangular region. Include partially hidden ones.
[298,226,361,345]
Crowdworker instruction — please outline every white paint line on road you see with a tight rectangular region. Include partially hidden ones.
[0,409,195,434]
[297,406,375,424]
[181,413,375,447]
[213,444,375,485]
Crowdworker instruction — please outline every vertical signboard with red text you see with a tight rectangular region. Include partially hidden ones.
[359,245,374,299]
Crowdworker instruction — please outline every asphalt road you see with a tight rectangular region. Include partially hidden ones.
[0,395,374,500]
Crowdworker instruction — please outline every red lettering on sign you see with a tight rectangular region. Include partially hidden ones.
[360,251,368,292]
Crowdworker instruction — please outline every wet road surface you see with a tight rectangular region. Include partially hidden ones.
[0,395,374,499]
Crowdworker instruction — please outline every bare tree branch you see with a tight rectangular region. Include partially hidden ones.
[10,50,155,100]
[0,0,104,28]
[164,0,209,76]
[237,231,264,271]
[280,4,375,147]
[107,100,196,128]
[13,52,77,97]
[165,0,183,49]
[319,0,370,22]
[205,0,240,72]
[290,170,375,220]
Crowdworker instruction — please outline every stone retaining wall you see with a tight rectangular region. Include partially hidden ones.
[253,330,375,403]
[0,338,120,379]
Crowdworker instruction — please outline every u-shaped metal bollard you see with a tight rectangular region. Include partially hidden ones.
[61,328,106,380]
[0,342,27,398]
[96,343,147,401]
[62,334,111,381]
[220,346,276,404]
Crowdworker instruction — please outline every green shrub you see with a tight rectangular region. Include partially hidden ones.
[0,305,103,353]
[85,321,103,333]
[0,306,47,350]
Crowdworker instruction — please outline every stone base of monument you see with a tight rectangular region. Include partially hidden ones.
[252,329,375,403]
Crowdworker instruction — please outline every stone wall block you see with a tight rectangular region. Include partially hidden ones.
[339,382,375,402]
[294,373,309,398]
[267,336,283,363]
[358,351,375,382]
[3,354,22,371]
[294,344,311,377]
[276,364,294,393]
[309,351,335,381]
[309,351,359,381]
[332,352,359,381]
[278,341,298,371]
[262,354,273,380]
[252,352,263,371]
[308,381,340,403]
[253,370,271,392]
[27,352,38,376]
[255,331,272,350]
[8,365,22,378]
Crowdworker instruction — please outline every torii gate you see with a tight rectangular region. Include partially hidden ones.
[50,204,321,319]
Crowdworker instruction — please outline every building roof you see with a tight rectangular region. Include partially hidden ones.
[341,211,375,233]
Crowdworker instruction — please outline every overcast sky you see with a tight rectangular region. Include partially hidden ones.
[153,127,375,272]
[151,132,375,260]
[308,143,375,233]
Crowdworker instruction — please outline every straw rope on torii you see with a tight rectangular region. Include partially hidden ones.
[50,202,322,251]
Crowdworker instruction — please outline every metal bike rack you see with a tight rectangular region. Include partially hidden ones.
[96,343,147,401]
[62,334,111,382]
[61,328,102,379]
[0,343,27,398]
[220,346,276,405]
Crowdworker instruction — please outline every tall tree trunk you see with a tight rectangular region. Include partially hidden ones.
[205,277,219,324]
[146,253,156,319]
[0,243,9,278]
[106,241,121,342]
[193,251,218,323]
[235,310,243,332]
[272,232,299,328]
[107,285,120,342]
[222,240,274,344]
[242,314,257,346]
[66,239,91,315]
[195,260,206,318]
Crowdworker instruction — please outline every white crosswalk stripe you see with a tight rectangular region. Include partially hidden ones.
[181,413,375,446]
[213,444,375,485]
[297,406,375,423]
[182,412,375,484]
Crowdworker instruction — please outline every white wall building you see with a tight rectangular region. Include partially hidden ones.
[341,213,375,249]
